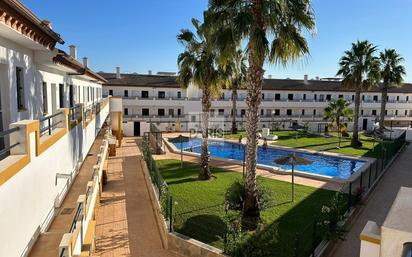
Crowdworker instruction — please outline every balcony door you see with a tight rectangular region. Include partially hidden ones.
[51,83,57,114]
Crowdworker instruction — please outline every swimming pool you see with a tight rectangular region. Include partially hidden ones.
[168,138,366,180]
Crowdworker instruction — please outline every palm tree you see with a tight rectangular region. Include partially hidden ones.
[219,50,247,134]
[337,40,380,148]
[324,98,353,148]
[206,0,315,228]
[177,19,220,180]
[378,49,406,131]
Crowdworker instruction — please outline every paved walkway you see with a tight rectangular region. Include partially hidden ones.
[327,144,412,257]
[28,132,105,257]
[94,137,180,257]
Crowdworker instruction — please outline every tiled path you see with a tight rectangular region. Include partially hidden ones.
[94,137,180,257]
[327,144,412,257]
[28,132,105,257]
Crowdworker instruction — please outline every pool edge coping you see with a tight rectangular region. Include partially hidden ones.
[163,137,375,184]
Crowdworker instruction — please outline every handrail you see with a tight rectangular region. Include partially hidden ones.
[40,111,64,136]
[69,202,83,233]
[69,104,82,121]
[0,127,20,157]
[59,247,66,257]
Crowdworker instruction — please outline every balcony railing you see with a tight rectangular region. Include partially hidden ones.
[0,127,20,159]
[69,104,82,121]
[40,111,64,136]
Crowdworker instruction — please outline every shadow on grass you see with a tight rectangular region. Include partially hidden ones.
[177,214,226,244]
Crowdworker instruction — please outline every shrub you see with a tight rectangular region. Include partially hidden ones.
[224,179,271,211]
[317,191,347,241]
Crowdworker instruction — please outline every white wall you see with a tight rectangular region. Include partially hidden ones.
[0,103,109,257]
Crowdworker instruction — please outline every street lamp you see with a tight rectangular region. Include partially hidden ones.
[240,137,247,177]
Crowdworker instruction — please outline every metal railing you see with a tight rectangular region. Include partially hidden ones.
[40,112,64,136]
[69,202,84,233]
[69,104,82,121]
[0,127,20,158]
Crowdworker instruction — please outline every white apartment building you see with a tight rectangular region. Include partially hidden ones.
[101,69,412,136]
[0,1,122,257]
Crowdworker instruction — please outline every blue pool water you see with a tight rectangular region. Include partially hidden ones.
[170,138,366,180]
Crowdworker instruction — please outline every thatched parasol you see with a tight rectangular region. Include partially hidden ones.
[169,135,191,168]
[274,153,313,202]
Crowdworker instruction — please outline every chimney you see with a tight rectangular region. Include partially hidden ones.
[148,70,152,75]
[116,67,121,79]
[69,45,77,59]
[82,57,88,68]
[304,74,308,84]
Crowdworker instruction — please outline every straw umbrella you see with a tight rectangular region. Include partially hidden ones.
[274,153,313,202]
[169,135,191,167]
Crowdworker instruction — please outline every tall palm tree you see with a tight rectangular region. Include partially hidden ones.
[324,98,353,148]
[378,49,406,131]
[206,0,315,228]
[219,50,248,134]
[337,40,380,148]
[177,19,220,180]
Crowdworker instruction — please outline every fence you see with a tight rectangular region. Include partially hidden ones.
[292,131,407,257]
[143,123,163,154]
[141,138,173,231]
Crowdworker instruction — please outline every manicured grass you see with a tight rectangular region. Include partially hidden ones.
[224,130,381,158]
[158,159,335,256]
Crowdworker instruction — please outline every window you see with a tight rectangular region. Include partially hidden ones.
[407,96,409,102]
[42,82,48,113]
[177,91,181,98]
[241,109,246,117]
[59,83,65,108]
[158,108,165,116]
[261,109,264,116]
[303,94,306,100]
[124,108,129,115]
[397,96,400,101]
[319,94,324,101]
[141,91,149,98]
[338,94,343,99]
[352,95,355,101]
[142,108,149,116]
[326,94,331,101]
[288,94,294,100]
[395,110,398,116]
[275,93,281,100]
[405,110,408,116]
[362,95,365,101]
[385,110,388,115]
[372,110,377,116]
[313,109,317,116]
[373,95,378,101]
[262,93,265,100]
[69,85,74,107]
[210,109,215,116]
[16,67,25,109]
[361,110,364,115]
[218,109,224,116]
[124,90,129,97]
[302,109,305,115]
[274,109,280,116]
[169,109,174,116]
[158,91,166,98]
[109,89,113,96]
[286,109,292,116]
[221,93,225,99]
[177,109,181,116]
[314,94,317,100]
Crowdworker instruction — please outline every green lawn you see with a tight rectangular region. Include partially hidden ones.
[224,130,381,158]
[158,159,335,256]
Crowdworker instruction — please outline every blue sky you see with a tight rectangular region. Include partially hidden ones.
[23,0,412,81]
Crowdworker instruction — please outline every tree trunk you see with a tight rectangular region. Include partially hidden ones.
[351,88,362,148]
[242,3,264,227]
[231,79,238,134]
[379,85,388,131]
[199,83,211,180]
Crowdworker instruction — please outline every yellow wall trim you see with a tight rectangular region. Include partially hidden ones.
[360,234,381,244]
